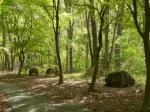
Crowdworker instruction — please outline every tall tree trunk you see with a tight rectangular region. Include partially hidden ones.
[89,5,106,92]
[85,9,93,67]
[65,45,69,72]
[64,0,74,73]
[114,43,121,70]
[103,23,109,73]
[68,21,74,73]
[114,5,124,71]
[88,48,101,92]
[103,1,110,73]
[141,38,150,112]
[1,15,10,70]
[89,0,97,67]
[128,0,150,111]
[48,49,51,68]
[86,48,89,70]
[108,22,118,68]
[55,0,63,84]
[10,53,15,71]
[85,34,89,69]
[140,0,150,111]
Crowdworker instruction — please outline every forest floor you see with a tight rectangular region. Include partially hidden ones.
[0,92,11,112]
[0,74,144,112]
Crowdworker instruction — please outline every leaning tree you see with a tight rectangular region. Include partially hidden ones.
[128,0,150,111]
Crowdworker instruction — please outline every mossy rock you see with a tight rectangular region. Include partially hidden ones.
[46,68,56,75]
[29,68,39,76]
[45,67,59,76]
[105,70,135,88]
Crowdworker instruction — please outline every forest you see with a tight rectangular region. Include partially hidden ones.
[0,0,150,112]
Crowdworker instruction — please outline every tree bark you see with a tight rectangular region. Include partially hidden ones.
[114,43,121,70]
[141,38,150,112]
[64,0,74,73]
[65,45,69,72]
[114,4,124,71]
[18,50,25,75]
[68,21,74,73]
[89,0,98,67]
[88,48,101,92]
[55,0,63,84]
[140,0,150,111]
[128,0,150,111]
[103,21,109,73]
[89,5,106,92]
[1,14,11,70]
[108,21,117,68]
[85,10,93,67]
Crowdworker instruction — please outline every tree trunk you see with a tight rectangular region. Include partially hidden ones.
[4,53,11,70]
[108,22,118,68]
[141,0,150,111]
[10,55,15,71]
[103,25,109,73]
[88,49,100,92]
[64,0,74,73]
[65,45,69,72]
[85,10,93,67]
[18,60,24,75]
[128,0,150,111]
[86,36,89,69]
[89,0,97,67]
[47,49,51,68]
[141,38,150,112]
[18,51,25,75]
[10,48,15,71]
[2,18,10,70]
[69,45,73,72]
[114,21,123,70]
[115,43,121,70]
[88,5,106,92]
[103,3,110,74]
[68,21,73,73]
[55,0,63,84]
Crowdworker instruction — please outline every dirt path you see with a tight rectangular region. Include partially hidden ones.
[0,82,90,112]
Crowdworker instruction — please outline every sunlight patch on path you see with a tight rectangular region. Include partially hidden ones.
[0,82,90,112]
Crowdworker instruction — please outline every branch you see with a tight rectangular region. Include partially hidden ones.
[103,11,124,30]
[98,7,107,49]
[31,0,54,8]
[72,2,100,14]
[97,0,102,6]
[43,6,56,33]
[127,1,144,38]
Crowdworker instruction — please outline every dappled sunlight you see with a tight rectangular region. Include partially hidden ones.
[64,80,88,86]
[0,75,145,112]
[31,84,48,90]
[0,82,91,112]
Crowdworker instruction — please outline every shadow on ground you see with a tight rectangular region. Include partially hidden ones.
[0,82,90,112]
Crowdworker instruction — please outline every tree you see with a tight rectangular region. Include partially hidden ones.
[88,1,108,92]
[64,0,74,73]
[128,0,150,111]
[41,0,63,84]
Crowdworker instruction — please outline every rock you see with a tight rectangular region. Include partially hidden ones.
[29,68,39,76]
[45,68,56,75]
[105,70,135,88]
[45,67,59,76]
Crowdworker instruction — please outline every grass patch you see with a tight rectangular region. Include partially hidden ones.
[64,73,89,80]
[133,75,145,88]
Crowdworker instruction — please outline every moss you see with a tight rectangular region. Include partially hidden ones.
[29,68,39,76]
